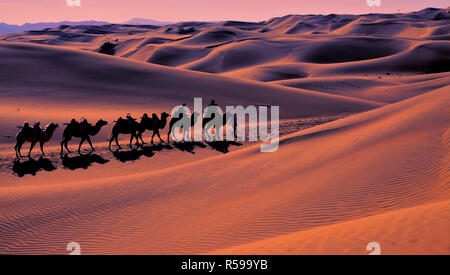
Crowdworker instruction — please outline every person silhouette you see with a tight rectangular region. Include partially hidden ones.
[69,119,78,127]
[126,113,136,126]
[32,122,43,138]
[22,122,32,137]
[79,117,90,134]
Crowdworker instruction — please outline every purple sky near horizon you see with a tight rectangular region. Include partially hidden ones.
[0,0,448,25]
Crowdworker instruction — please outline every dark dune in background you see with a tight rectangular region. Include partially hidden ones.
[0,19,172,35]
[2,7,448,94]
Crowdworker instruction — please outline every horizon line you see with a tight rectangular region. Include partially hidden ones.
[1,6,447,26]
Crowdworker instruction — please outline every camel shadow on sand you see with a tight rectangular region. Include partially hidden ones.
[10,141,242,177]
[207,141,242,153]
[13,157,57,177]
[113,143,173,163]
[61,153,109,170]
[172,141,207,154]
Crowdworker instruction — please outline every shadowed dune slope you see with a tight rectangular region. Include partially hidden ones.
[275,74,450,103]
[2,8,448,84]
[0,86,447,254]
[317,42,450,76]
[0,41,382,118]
[212,200,450,255]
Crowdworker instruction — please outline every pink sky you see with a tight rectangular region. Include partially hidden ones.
[0,0,448,25]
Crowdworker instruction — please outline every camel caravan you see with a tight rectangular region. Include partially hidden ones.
[13,99,280,158]
[14,100,241,159]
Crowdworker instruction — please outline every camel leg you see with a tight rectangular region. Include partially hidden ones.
[60,141,64,155]
[61,136,72,154]
[135,134,141,146]
[78,137,86,153]
[17,141,23,158]
[129,134,134,149]
[136,133,141,145]
[136,135,142,147]
[28,141,36,158]
[108,136,114,151]
[14,142,19,158]
[139,133,146,144]
[115,135,121,149]
[167,128,171,143]
[156,130,164,143]
[15,141,21,158]
[86,136,95,151]
[40,141,46,156]
[151,131,156,144]
[64,141,72,154]
[109,133,121,151]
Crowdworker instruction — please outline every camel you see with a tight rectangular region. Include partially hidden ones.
[60,119,108,154]
[203,112,234,141]
[108,117,141,150]
[15,122,59,158]
[167,112,200,142]
[137,112,170,144]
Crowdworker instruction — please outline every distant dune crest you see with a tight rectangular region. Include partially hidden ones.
[1,7,448,83]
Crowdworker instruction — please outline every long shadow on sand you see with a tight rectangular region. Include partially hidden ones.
[113,143,173,163]
[13,157,57,177]
[172,141,207,154]
[61,153,109,170]
[206,141,242,153]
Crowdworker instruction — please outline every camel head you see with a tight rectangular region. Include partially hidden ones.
[159,112,170,129]
[96,119,108,127]
[43,122,59,140]
[161,112,170,120]
[46,122,59,132]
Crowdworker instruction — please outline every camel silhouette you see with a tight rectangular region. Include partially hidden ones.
[60,119,108,154]
[15,122,59,158]
[203,112,234,141]
[109,116,141,150]
[137,112,170,145]
[167,112,200,142]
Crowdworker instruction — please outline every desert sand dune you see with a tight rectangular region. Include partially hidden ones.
[223,63,309,82]
[2,8,448,85]
[317,41,450,76]
[0,86,447,254]
[212,200,450,255]
[275,74,450,103]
